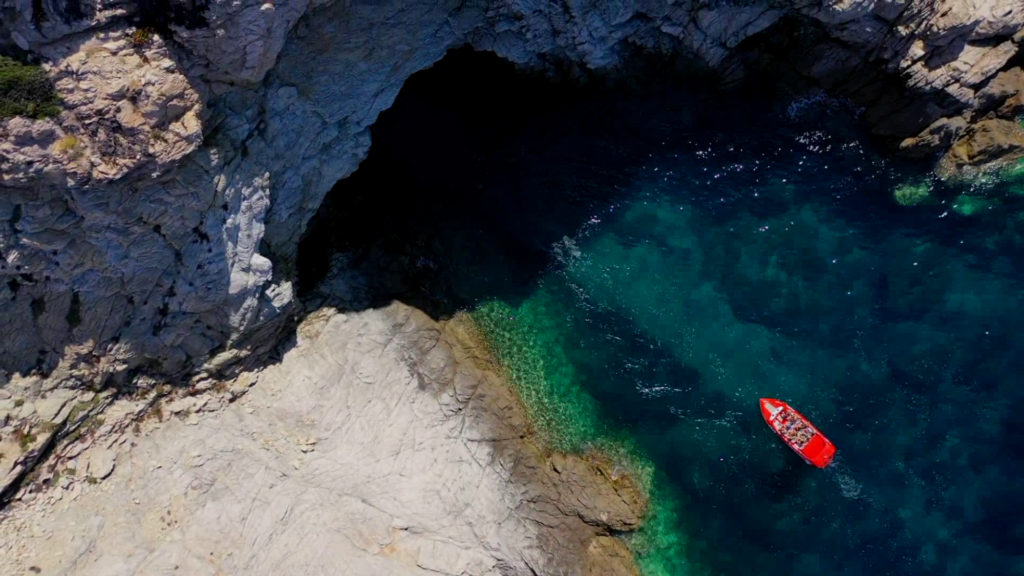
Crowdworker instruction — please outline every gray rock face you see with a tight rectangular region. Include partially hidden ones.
[0,303,645,576]
[0,0,1022,423]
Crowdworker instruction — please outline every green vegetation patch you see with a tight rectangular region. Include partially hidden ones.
[130,28,154,49]
[0,56,61,119]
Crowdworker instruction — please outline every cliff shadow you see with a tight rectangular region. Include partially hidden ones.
[719,14,1000,146]
[296,46,804,319]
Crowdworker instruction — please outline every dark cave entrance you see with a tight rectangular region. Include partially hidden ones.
[294,46,889,320]
[295,47,599,317]
[302,48,739,318]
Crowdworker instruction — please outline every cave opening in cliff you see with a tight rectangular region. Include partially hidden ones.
[291,44,1024,576]
[296,46,889,319]
[297,47,634,316]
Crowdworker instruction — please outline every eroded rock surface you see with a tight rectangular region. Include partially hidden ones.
[1,27,203,187]
[0,303,644,575]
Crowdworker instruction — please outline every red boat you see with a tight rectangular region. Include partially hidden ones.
[759,398,836,468]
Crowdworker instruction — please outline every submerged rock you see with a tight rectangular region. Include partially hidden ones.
[952,193,997,216]
[893,181,934,206]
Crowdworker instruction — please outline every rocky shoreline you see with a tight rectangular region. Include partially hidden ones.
[0,302,646,575]
[2,1,1024,573]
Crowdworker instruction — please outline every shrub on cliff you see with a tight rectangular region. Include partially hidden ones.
[0,56,61,119]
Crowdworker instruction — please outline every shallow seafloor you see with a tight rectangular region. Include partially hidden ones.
[299,49,1024,576]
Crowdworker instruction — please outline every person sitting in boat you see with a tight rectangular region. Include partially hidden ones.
[799,430,815,445]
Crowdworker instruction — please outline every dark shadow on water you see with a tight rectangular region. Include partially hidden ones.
[296,47,900,319]
[298,47,640,316]
[298,47,1020,325]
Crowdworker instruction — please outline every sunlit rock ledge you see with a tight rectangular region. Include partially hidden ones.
[0,302,646,575]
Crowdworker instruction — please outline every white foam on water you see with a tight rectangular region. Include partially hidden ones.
[825,456,872,503]
[551,235,583,266]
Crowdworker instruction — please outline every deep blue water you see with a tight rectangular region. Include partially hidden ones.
[302,49,1024,576]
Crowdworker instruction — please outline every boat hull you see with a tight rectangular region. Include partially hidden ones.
[760,398,836,468]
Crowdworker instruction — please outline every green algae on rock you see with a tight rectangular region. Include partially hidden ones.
[470,295,702,576]
[470,297,605,452]
[892,181,933,206]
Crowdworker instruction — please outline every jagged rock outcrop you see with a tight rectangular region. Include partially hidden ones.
[0,0,1023,503]
[1,30,203,185]
[0,303,645,576]
[943,116,1024,166]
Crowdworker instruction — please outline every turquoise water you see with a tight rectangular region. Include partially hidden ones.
[471,166,1024,574]
[302,50,1024,576]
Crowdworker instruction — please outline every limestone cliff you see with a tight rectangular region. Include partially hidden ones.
[1,0,1023,515]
